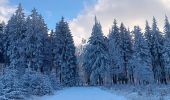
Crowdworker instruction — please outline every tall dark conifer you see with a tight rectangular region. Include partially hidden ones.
[54,17,78,86]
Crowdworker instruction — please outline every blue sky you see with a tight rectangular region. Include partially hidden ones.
[9,0,96,29]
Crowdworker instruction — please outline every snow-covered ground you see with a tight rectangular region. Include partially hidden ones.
[33,87,127,100]
[108,85,170,100]
[31,85,170,100]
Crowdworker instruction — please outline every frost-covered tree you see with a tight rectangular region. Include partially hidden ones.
[131,26,154,85]
[76,38,88,85]
[49,68,60,90]
[0,68,28,100]
[47,30,55,72]
[0,22,5,64]
[119,23,133,84]
[108,19,123,84]
[5,4,26,76]
[83,17,111,86]
[151,17,166,84]
[144,21,152,50]
[24,9,48,72]
[43,39,53,73]
[54,17,78,86]
[163,16,170,83]
[21,68,53,96]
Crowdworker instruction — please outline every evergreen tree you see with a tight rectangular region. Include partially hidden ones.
[119,23,133,84]
[5,4,26,76]
[83,17,111,86]
[43,31,53,74]
[163,15,170,83]
[131,26,154,85]
[144,21,152,49]
[151,17,166,84]
[54,17,78,86]
[24,9,48,72]
[108,19,123,84]
[0,22,5,64]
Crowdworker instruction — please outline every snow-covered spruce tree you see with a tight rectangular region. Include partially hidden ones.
[53,17,78,86]
[118,23,133,84]
[5,4,27,76]
[46,30,61,89]
[163,15,170,83]
[0,22,5,64]
[145,21,152,51]
[131,26,154,85]
[24,8,49,73]
[46,30,55,73]
[39,16,52,74]
[151,17,166,84]
[83,17,111,86]
[108,19,123,84]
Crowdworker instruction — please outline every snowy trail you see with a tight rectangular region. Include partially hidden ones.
[34,87,127,100]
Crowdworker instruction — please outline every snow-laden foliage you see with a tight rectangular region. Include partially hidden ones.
[5,4,27,75]
[150,18,166,84]
[49,69,61,90]
[0,4,60,99]
[108,19,124,84]
[144,21,152,50]
[53,17,78,86]
[83,17,111,86]
[24,9,48,72]
[0,68,28,100]
[2,3,170,100]
[118,23,133,84]
[21,68,53,96]
[76,39,88,85]
[0,22,5,64]
[131,26,154,85]
[163,16,170,83]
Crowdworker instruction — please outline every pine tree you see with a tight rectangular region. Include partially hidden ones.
[5,4,26,76]
[24,9,48,72]
[131,26,154,85]
[145,21,152,50]
[0,22,5,64]
[119,23,133,84]
[163,15,170,83]
[151,17,166,84]
[83,17,111,86]
[43,31,53,75]
[54,17,78,86]
[108,19,123,84]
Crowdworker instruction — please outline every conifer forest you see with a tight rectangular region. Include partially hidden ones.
[1,4,170,100]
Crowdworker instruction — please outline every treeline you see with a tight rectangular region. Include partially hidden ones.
[78,16,170,86]
[0,3,170,100]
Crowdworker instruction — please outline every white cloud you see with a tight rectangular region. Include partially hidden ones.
[70,0,170,46]
[161,0,170,8]
[0,0,16,23]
